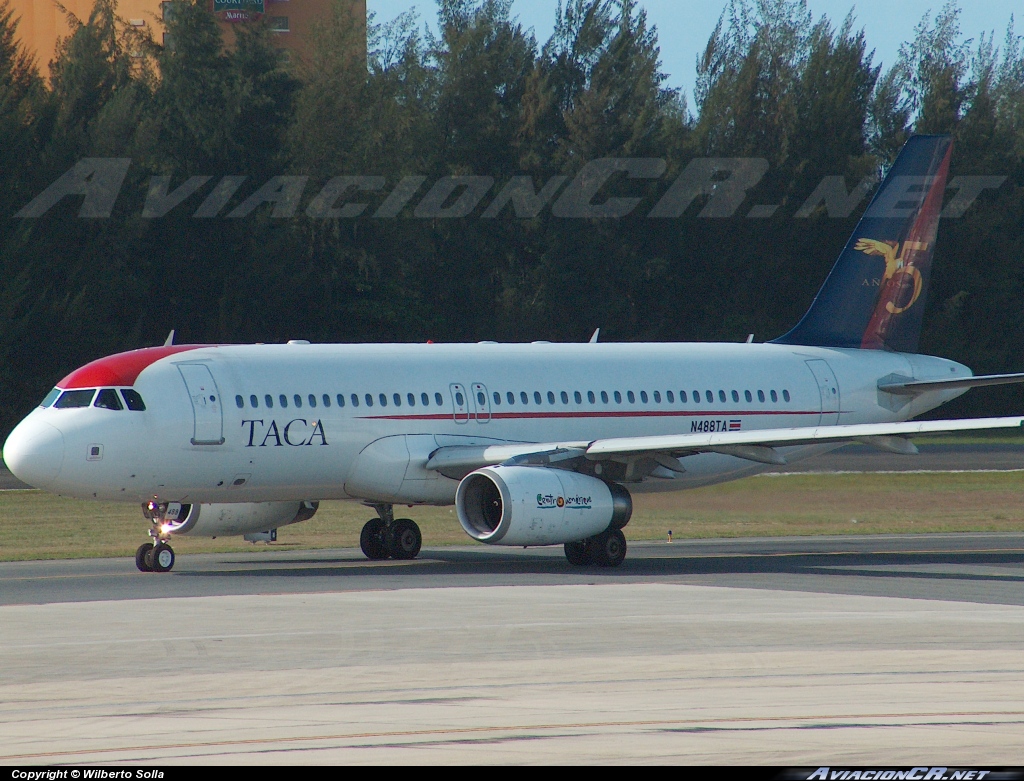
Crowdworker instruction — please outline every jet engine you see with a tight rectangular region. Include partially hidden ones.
[146,500,319,537]
[456,466,631,546]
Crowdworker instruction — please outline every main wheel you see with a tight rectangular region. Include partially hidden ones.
[387,518,422,560]
[151,543,175,573]
[360,518,389,560]
[135,542,154,572]
[564,539,592,566]
[590,529,627,568]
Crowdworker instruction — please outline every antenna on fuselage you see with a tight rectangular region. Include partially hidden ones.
[746,334,754,343]
[589,328,600,343]
[164,329,176,346]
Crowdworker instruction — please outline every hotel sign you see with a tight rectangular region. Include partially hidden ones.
[212,0,264,22]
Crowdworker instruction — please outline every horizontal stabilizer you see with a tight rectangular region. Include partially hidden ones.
[878,372,1024,395]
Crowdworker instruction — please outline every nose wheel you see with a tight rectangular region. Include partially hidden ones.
[135,540,176,572]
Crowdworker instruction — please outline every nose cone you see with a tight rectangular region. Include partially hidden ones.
[3,419,65,489]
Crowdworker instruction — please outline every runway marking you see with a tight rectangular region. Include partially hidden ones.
[0,558,443,581]
[5,710,1024,761]
[761,469,1024,476]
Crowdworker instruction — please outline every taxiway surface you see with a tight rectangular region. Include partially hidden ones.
[2,535,1023,764]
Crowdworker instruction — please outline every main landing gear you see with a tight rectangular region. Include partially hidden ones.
[360,504,422,561]
[564,528,627,568]
[136,502,176,573]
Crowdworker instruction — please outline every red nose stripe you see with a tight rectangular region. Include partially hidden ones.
[58,345,209,389]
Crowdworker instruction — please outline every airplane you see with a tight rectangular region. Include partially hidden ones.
[5,134,1024,573]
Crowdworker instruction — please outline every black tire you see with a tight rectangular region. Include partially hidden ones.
[564,539,592,566]
[135,542,154,572]
[387,518,422,560]
[151,543,175,573]
[360,518,389,560]
[591,529,627,568]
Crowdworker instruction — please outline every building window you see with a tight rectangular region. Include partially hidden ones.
[269,16,289,32]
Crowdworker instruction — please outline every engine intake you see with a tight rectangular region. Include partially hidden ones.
[456,466,631,546]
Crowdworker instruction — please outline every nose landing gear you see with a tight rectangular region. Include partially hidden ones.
[136,502,176,573]
[359,504,422,561]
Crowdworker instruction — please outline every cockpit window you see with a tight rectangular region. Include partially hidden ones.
[94,389,123,410]
[40,388,61,408]
[121,389,146,411]
[54,389,96,408]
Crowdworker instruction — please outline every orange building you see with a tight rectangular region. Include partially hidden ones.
[8,0,364,73]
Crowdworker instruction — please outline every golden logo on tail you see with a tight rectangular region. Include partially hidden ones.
[854,238,929,314]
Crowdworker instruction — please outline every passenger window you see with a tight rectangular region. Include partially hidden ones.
[706,390,714,403]
[783,390,791,402]
[250,395,259,408]
[641,391,649,403]
[745,390,752,402]
[693,391,700,404]
[365,394,374,407]
[614,391,622,404]
[718,390,727,403]
[493,392,501,405]
[421,393,430,406]
[351,394,359,407]
[653,391,660,403]
[546,391,555,404]
[122,389,146,411]
[379,394,387,407]
[337,394,345,408]
[477,391,485,406]
[758,390,765,402]
[731,390,739,403]
[235,395,244,409]
[455,391,464,406]
[394,393,401,407]
[280,395,288,408]
[265,394,274,409]
[601,391,608,403]
[770,390,778,402]
[434,392,443,406]
[561,391,569,404]
[627,391,635,403]
[667,391,675,403]
[534,391,542,404]
[520,392,529,404]
[292,394,301,408]
[323,394,331,408]
[308,394,317,408]
[408,393,416,407]
[575,391,582,404]
[94,388,123,410]
[587,391,595,404]
[507,391,515,405]
[40,388,61,408]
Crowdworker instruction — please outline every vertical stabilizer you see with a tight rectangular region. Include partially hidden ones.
[773,135,952,352]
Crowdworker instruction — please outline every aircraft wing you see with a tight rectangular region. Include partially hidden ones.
[425,416,1024,474]
[878,373,1024,395]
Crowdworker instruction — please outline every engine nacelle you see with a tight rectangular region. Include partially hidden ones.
[456,466,631,546]
[149,501,319,537]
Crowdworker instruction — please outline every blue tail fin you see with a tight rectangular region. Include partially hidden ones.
[773,135,952,352]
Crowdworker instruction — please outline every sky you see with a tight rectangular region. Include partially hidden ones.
[366,0,1020,106]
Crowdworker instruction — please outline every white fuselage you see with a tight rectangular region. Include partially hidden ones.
[4,341,971,506]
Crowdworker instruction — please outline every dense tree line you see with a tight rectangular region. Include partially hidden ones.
[1,0,1023,436]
